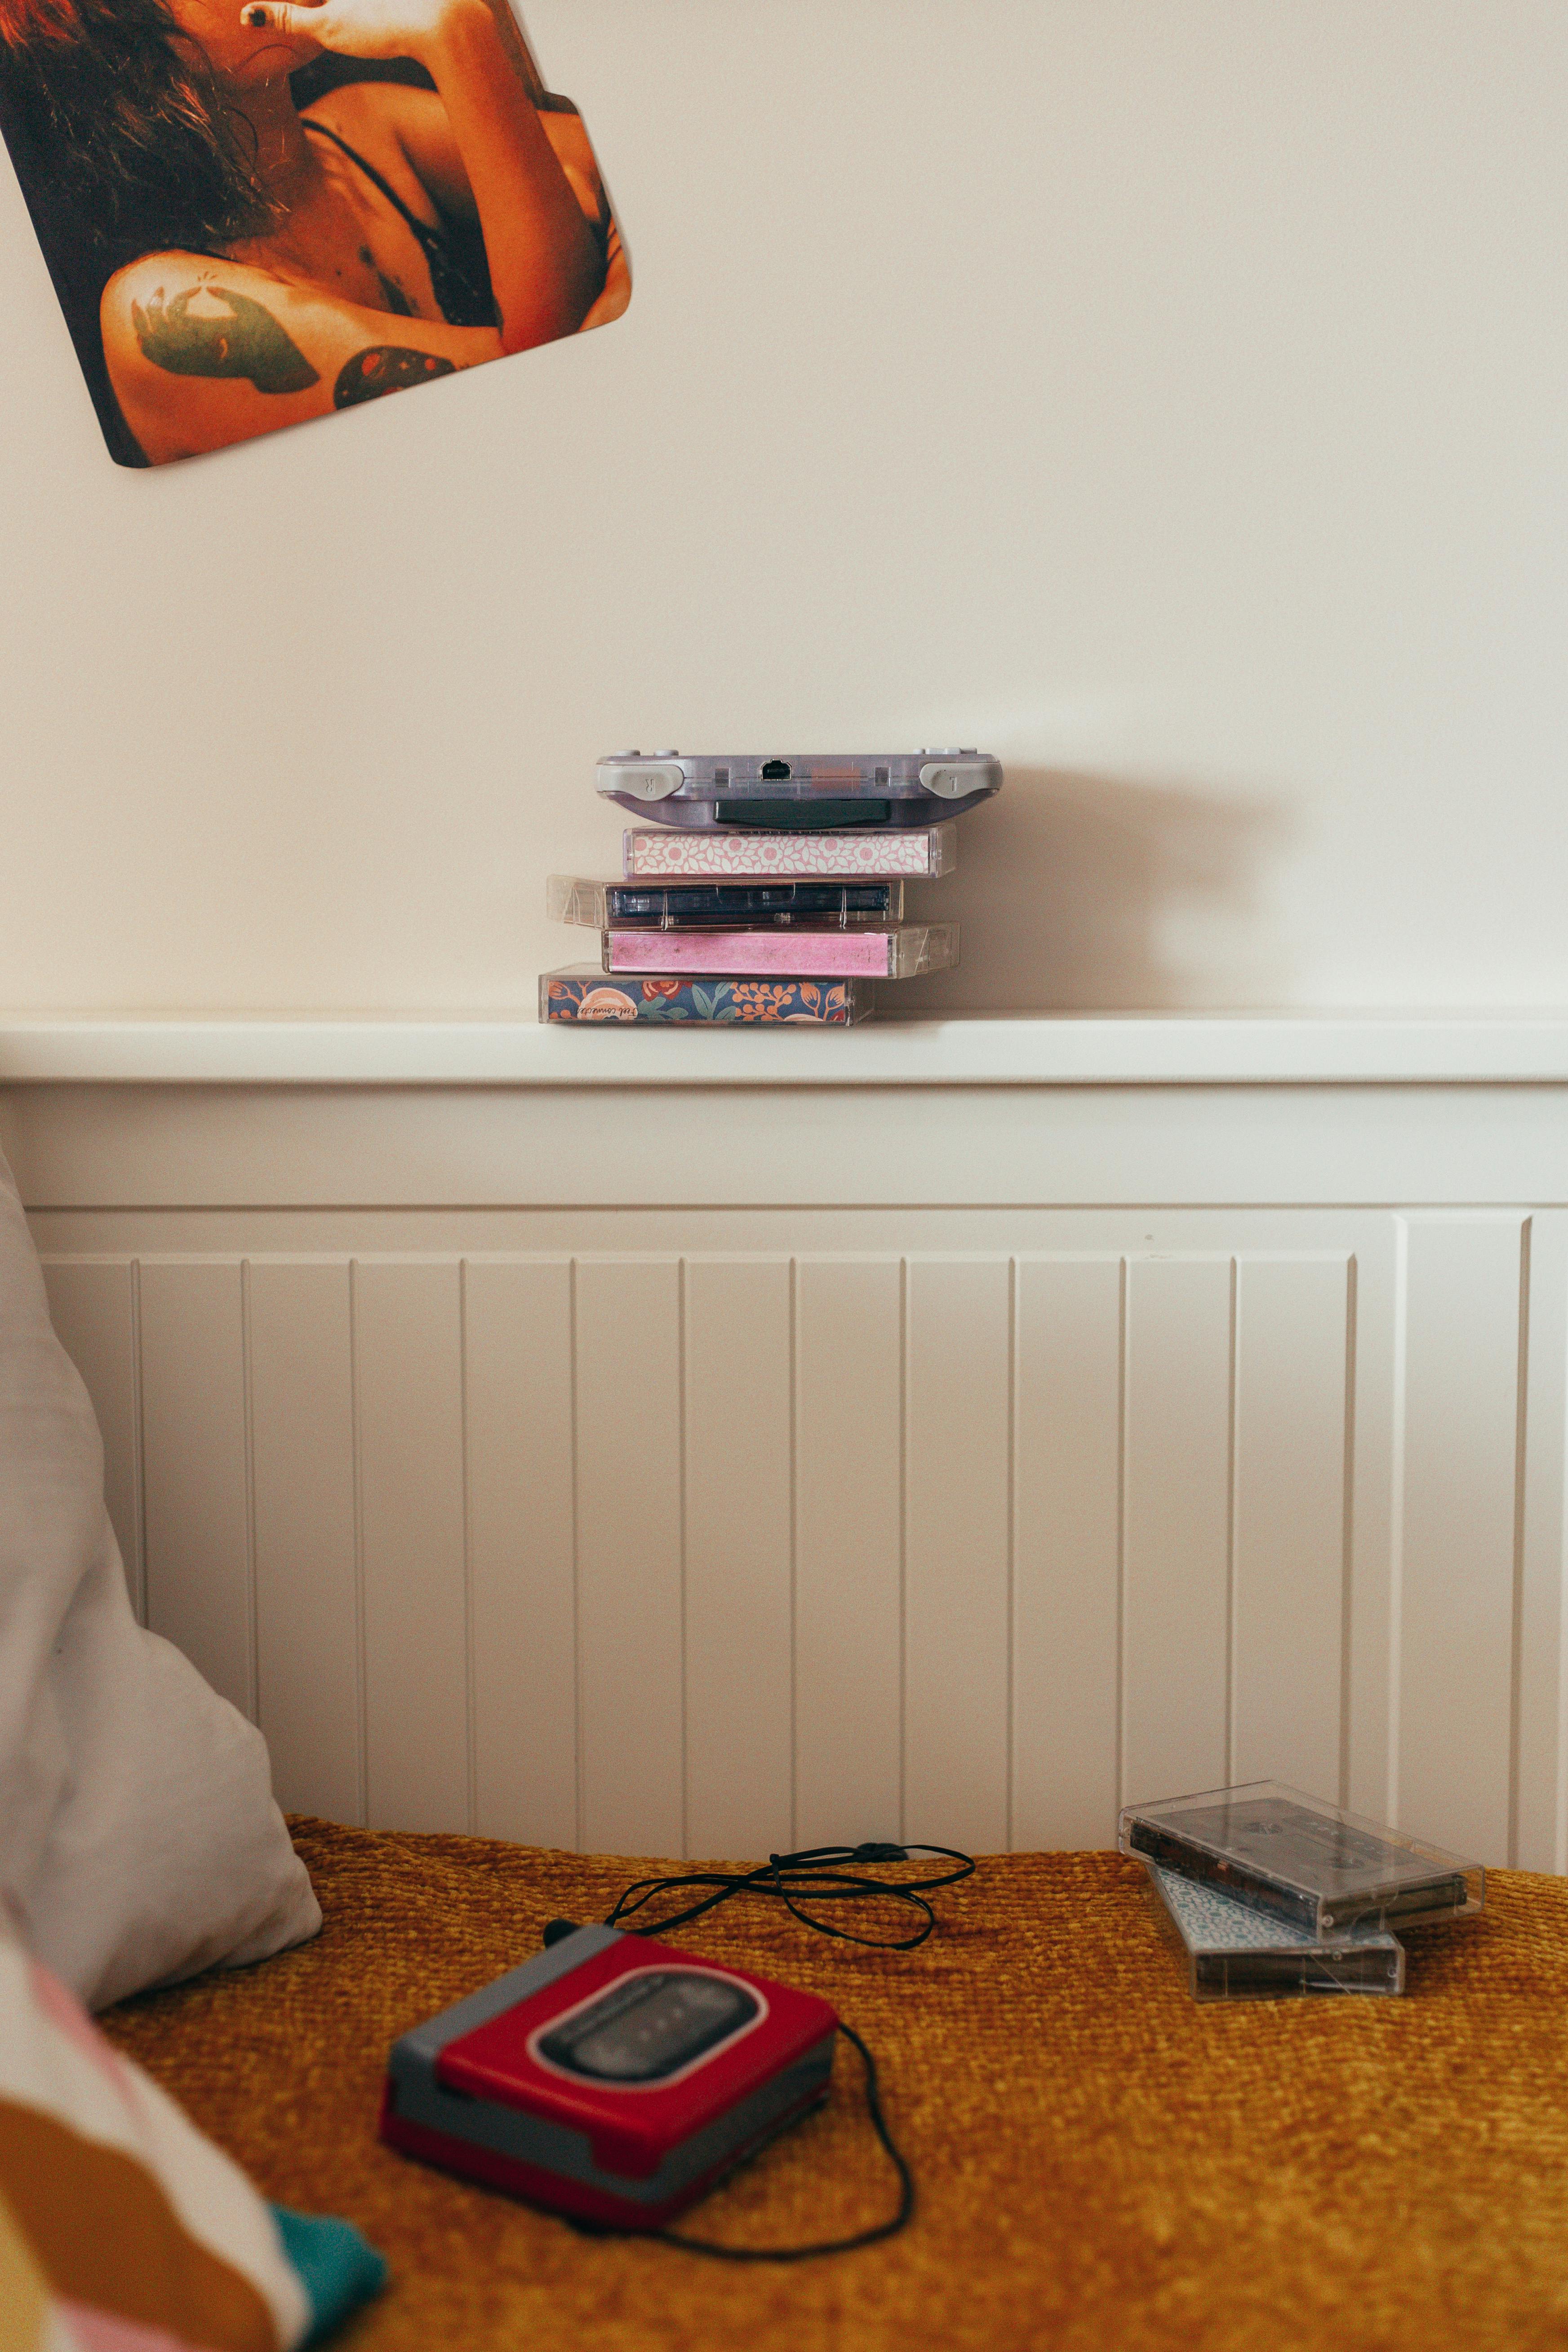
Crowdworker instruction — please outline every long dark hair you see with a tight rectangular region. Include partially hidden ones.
[0,0,275,265]
[0,0,279,458]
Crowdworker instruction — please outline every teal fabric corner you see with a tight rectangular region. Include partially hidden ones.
[271,2204,389,2346]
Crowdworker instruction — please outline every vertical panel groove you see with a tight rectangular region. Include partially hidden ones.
[240,1257,259,1725]
[1559,1364,1568,1872]
[1510,1218,1533,1867]
[1115,1257,1128,1814]
[1005,1256,1017,1850]
[795,1258,901,1846]
[570,1257,582,1854]
[1388,1220,1409,1822]
[678,1255,689,1861]
[1013,1256,1122,1848]
[897,1255,908,1845]
[1395,1216,1521,1860]
[460,1258,477,1837]
[349,1258,368,1826]
[788,1254,799,1850]
[1339,1254,1359,1810]
[130,1257,147,1626]
[1123,1259,1233,1801]
[1225,1256,1238,1786]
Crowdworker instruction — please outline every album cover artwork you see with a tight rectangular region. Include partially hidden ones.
[0,0,628,462]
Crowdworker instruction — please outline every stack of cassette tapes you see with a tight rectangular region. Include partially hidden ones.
[540,749,1001,1025]
[1119,1782,1484,2004]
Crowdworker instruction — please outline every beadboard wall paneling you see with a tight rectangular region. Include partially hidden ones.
[39,1258,142,1619]
[138,1262,253,1722]
[464,1258,579,1852]
[247,1262,362,1826]
[1393,1217,1528,1866]
[36,1226,1562,1872]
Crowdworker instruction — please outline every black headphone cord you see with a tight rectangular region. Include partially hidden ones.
[656,2022,911,2263]
[597,1838,973,2262]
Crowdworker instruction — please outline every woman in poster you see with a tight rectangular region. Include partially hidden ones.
[0,0,626,461]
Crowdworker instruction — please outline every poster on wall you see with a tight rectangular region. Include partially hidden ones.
[0,0,628,464]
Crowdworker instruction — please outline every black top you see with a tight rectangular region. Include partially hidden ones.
[302,116,496,329]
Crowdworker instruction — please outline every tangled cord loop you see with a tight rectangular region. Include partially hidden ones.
[657,2023,911,2263]
[605,1841,977,1952]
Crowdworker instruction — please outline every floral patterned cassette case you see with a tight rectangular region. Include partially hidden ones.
[540,969,875,1026]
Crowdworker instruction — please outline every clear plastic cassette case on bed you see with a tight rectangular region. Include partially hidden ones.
[1119,1783,1483,1937]
[1143,1864,1405,2002]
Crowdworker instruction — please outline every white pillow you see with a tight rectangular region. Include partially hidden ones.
[0,1139,320,2010]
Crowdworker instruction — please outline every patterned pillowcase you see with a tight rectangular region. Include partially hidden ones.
[0,1910,385,2351]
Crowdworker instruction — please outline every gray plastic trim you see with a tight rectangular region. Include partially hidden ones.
[393,1923,622,2070]
[918,756,1001,799]
[597,760,684,801]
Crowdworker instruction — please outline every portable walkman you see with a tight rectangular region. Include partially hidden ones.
[380,1923,839,2230]
[382,1842,975,2254]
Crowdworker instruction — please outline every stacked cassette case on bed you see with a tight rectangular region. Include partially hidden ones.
[1120,1782,1484,2004]
[542,752,999,1024]
[1145,1865,1405,2002]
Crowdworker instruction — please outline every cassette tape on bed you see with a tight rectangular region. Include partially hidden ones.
[1119,1782,1484,1937]
[596,751,1002,831]
[1143,1863,1405,2002]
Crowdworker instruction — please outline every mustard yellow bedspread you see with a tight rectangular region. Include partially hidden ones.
[99,1819,1568,2352]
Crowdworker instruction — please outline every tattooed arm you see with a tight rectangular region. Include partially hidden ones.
[101,255,500,463]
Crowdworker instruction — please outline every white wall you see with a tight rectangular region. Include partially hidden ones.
[1,1,1565,1017]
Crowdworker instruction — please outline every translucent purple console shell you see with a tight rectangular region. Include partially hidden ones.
[595,751,1003,831]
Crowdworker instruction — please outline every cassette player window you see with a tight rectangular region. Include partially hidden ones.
[537,1970,760,2084]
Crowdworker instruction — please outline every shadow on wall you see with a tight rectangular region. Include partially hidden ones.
[896,764,1295,1013]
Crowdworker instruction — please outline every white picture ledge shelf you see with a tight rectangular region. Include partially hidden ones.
[5,1012,1568,1087]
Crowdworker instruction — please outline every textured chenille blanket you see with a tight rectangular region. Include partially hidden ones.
[101,1817,1568,2352]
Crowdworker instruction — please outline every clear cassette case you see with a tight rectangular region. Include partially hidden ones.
[548,876,905,929]
[1144,1865,1405,2002]
[1119,1782,1483,1936]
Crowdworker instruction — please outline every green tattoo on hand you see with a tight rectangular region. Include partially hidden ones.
[131,285,320,394]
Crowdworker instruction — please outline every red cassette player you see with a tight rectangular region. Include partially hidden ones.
[381,1922,839,2229]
